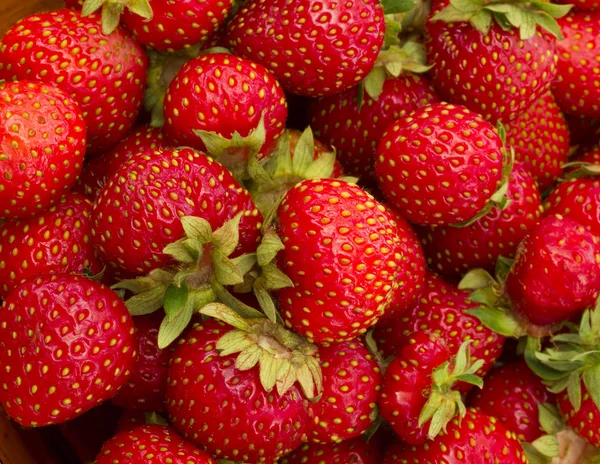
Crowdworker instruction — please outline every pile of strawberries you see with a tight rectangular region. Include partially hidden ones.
[0,0,600,462]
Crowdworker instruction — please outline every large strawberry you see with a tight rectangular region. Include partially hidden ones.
[0,9,147,154]
[95,424,216,463]
[0,274,137,426]
[554,11,600,117]
[277,178,403,344]
[545,178,600,237]
[0,81,86,218]
[282,436,383,464]
[375,102,506,226]
[0,192,100,300]
[226,0,385,97]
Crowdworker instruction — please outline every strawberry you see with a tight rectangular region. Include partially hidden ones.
[557,384,600,448]
[470,360,555,442]
[95,424,216,463]
[117,409,147,432]
[0,274,137,427]
[0,192,101,300]
[276,178,403,344]
[309,74,440,184]
[310,339,382,444]
[0,80,86,218]
[0,9,148,155]
[111,313,170,412]
[576,144,600,166]
[384,409,527,463]
[544,178,600,237]
[554,11,600,118]
[282,436,383,464]
[417,164,542,277]
[505,92,570,191]
[375,102,506,226]
[425,0,564,123]
[163,53,288,163]
[74,125,169,200]
[226,0,385,97]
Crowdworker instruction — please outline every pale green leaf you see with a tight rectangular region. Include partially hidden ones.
[200,302,250,330]
[157,299,195,348]
[181,216,213,243]
[125,286,168,316]
[163,283,189,319]
[257,230,285,267]
[212,212,243,257]
[381,0,415,14]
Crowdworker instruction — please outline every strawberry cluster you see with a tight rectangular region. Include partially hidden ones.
[0,0,599,463]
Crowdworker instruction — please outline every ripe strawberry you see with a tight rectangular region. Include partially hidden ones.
[375,102,505,226]
[277,178,403,344]
[384,409,527,463]
[545,179,600,237]
[505,214,600,326]
[0,274,137,427]
[166,318,315,463]
[558,383,600,448]
[117,409,147,432]
[417,164,542,277]
[95,424,216,464]
[470,360,555,442]
[310,339,382,443]
[0,9,148,154]
[309,74,440,184]
[554,11,600,117]
[227,0,385,97]
[505,92,570,191]
[92,147,262,275]
[0,80,86,218]
[577,144,600,165]
[163,53,287,161]
[74,125,169,200]
[0,192,101,300]
[282,436,383,464]
[111,313,170,412]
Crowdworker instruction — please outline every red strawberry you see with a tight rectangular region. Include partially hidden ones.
[375,102,505,226]
[311,339,382,443]
[505,92,570,191]
[558,382,600,448]
[577,144,600,165]
[163,53,287,161]
[166,318,315,463]
[309,74,440,184]
[554,11,600,117]
[277,178,403,344]
[0,274,137,426]
[74,125,169,200]
[470,360,555,442]
[227,0,385,97]
[0,192,100,300]
[117,409,147,433]
[505,214,600,326]
[0,80,86,218]
[545,178,600,237]
[384,409,527,463]
[417,164,542,277]
[282,436,383,464]
[111,313,170,412]
[95,424,216,464]
[0,9,148,154]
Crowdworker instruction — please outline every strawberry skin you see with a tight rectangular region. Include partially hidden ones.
[166,319,314,463]
[0,192,100,300]
[282,436,383,464]
[558,383,600,448]
[0,9,148,155]
[309,75,440,184]
[417,164,542,277]
[376,102,504,225]
[0,81,86,218]
[505,214,600,326]
[277,178,402,344]
[227,0,385,97]
[0,274,137,427]
[470,361,555,442]
[545,179,600,237]
[311,339,382,443]
[163,53,287,158]
[95,424,216,464]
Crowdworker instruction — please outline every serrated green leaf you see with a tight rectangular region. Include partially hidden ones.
[257,229,285,267]
[235,344,262,371]
[261,263,294,290]
[213,252,245,286]
[583,365,600,411]
[157,299,195,349]
[200,302,250,330]
[259,351,284,392]
[248,152,272,184]
[128,0,153,19]
[81,0,105,16]
[450,0,485,13]
[431,4,474,23]
[212,282,265,319]
[453,340,472,374]
[181,216,213,243]
[101,3,122,34]
[216,330,254,356]
[125,286,168,316]
[212,212,243,257]
[537,403,563,435]
[530,435,559,458]
[532,1,572,18]
[467,307,523,337]
[532,11,564,39]
[253,283,279,323]
[230,253,257,277]
[163,240,196,263]
[567,372,583,412]
[363,66,387,100]
[469,9,493,33]
[454,373,484,388]
[519,12,538,40]
[381,0,416,14]
[303,151,337,180]
[296,363,317,399]
[144,412,168,426]
[458,268,496,290]
[163,283,189,319]
[291,127,316,176]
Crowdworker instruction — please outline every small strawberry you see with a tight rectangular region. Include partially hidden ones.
[544,178,600,237]
[375,102,506,226]
[226,0,385,97]
[95,424,216,464]
[557,385,600,448]
[0,9,148,154]
[384,409,527,463]
[0,274,137,427]
[470,360,555,442]
[0,192,101,299]
[0,80,86,218]
[282,436,383,464]
[277,178,403,344]
[576,144,600,166]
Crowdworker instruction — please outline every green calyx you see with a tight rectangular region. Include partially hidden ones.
[431,0,572,40]
[418,341,484,439]
[81,0,153,35]
[561,162,600,181]
[200,302,323,399]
